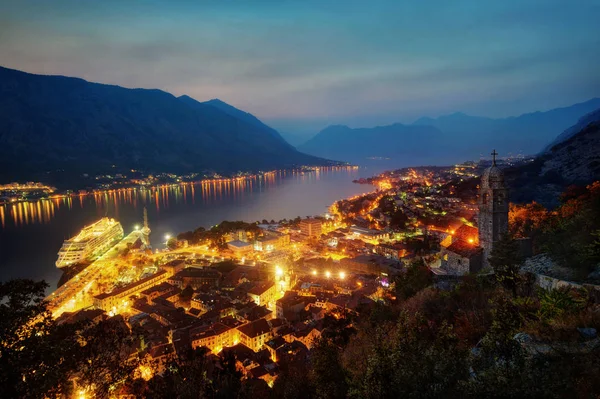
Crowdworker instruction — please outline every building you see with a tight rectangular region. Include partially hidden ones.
[167,268,221,289]
[440,240,483,275]
[440,224,479,248]
[237,318,273,352]
[299,218,322,238]
[350,225,387,242]
[375,243,408,260]
[161,259,186,276]
[140,282,179,302]
[437,150,508,276]
[253,231,290,252]
[191,322,239,353]
[275,292,308,320]
[478,150,509,269]
[247,281,279,308]
[227,240,253,257]
[93,270,169,312]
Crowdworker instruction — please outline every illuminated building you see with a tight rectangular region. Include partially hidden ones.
[227,240,253,257]
[191,322,239,353]
[247,281,278,307]
[55,217,124,268]
[93,270,169,312]
[299,218,322,238]
[237,319,273,352]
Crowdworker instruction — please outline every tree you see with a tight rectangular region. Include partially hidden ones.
[0,279,141,399]
[166,237,178,250]
[309,338,348,399]
[351,312,469,398]
[488,233,522,296]
[75,316,139,398]
[0,279,82,399]
[394,258,432,301]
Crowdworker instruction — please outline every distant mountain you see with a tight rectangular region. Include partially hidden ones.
[298,123,445,165]
[299,98,600,165]
[0,66,330,184]
[412,98,600,156]
[506,108,600,206]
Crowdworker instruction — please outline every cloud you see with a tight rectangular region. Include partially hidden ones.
[0,0,598,125]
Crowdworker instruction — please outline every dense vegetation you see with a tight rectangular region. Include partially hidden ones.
[510,182,600,279]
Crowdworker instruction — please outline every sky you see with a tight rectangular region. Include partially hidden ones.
[1,0,599,143]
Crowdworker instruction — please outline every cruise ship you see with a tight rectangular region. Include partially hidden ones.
[56,217,124,268]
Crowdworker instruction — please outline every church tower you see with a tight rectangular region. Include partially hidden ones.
[478,150,508,269]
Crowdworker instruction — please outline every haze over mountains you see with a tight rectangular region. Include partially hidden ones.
[0,66,331,184]
[299,98,600,165]
[507,107,600,206]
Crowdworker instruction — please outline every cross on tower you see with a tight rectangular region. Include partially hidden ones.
[491,149,498,166]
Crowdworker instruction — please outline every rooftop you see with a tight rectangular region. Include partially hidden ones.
[248,281,275,296]
[446,240,483,258]
[227,240,252,248]
[237,318,271,338]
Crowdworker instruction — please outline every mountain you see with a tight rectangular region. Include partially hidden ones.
[198,97,294,149]
[298,123,446,165]
[299,98,600,166]
[544,108,600,151]
[0,66,329,184]
[506,107,600,206]
[412,98,600,156]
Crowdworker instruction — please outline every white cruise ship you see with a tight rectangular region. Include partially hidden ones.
[56,217,124,268]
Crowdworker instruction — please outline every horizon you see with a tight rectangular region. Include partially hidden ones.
[1,0,599,141]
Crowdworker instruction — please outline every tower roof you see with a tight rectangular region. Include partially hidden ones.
[481,149,505,189]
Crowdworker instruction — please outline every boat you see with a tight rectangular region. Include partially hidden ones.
[56,217,124,268]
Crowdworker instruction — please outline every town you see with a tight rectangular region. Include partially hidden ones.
[43,153,534,396]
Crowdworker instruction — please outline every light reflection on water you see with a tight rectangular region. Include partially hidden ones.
[0,167,375,287]
[1,168,343,228]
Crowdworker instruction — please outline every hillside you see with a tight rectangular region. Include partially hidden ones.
[544,108,600,150]
[299,99,600,165]
[298,123,446,165]
[506,108,600,206]
[0,66,329,184]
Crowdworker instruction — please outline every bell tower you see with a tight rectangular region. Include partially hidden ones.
[478,150,508,268]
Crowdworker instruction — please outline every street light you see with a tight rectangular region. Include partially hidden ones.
[339,271,346,280]
[312,270,317,276]
[325,271,331,278]
[275,266,283,277]
[134,224,140,231]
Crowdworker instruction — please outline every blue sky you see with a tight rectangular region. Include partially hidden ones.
[1,0,599,140]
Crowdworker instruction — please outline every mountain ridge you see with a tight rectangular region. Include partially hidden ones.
[299,97,600,165]
[506,107,600,206]
[0,66,331,184]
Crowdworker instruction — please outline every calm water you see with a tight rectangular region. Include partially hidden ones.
[0,167,379,288]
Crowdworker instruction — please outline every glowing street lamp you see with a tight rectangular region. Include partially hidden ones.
[134,224,140,231]
[312,270,317,276]
[275,266,283,277]
[339,271,346,280]
[164,234,171,242]
[325,271,331,278]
